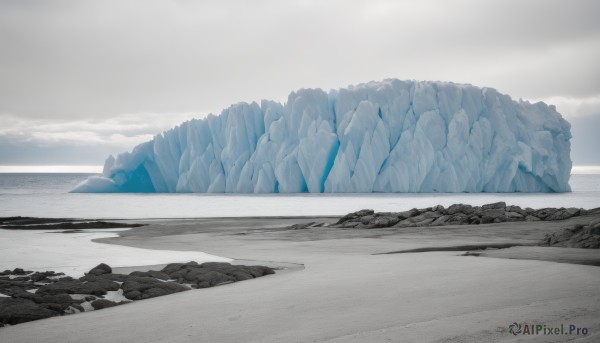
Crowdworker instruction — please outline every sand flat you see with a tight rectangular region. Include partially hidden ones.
[1,214,599,342]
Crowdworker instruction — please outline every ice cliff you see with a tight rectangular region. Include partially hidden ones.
[72,79,572,193]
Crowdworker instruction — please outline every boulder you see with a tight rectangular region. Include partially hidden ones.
[533,208,555,220]
[91,299,127,310]
[446,204,474,215]
[121,277,188,300]
[370,216,401,228]
[397,208,420,219]
[481,202,506,210]
[505,211,524,220]
[431,205,445,212]
[161,261,199,275]
[88,263,112,276]
[540,221,600,249]
[431,215,449,226]
[360,215,375,225]
[447,213,470,225]
[545,207,582,221]
[0,298,57,325]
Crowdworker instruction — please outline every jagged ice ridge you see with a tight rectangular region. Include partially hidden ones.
[72,79,572,193]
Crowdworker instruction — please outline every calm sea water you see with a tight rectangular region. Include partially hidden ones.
[0,173,599,219]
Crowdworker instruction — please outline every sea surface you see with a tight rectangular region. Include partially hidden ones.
[0,173,599,219]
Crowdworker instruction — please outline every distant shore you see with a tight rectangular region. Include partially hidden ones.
[1,207,599,342]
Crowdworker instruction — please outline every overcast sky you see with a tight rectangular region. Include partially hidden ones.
[0,0,599,168]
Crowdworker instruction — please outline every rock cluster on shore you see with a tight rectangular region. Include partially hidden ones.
[0,262,274,327]
[330,202,592,229]
[540,220,600,249]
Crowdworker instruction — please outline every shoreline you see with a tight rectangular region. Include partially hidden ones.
[1,208,599,342]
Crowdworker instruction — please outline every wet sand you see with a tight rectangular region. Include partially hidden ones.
[1,213,599,342]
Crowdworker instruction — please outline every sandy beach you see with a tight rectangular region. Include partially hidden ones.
[1,213,599,342]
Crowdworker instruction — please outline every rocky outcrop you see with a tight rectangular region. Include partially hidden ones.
[0,261,275,327]
[540,220,600,248]
[159,261,275,289]
[121,276,188,300]
[36,279,120,296]
[330,203,593,229]
[0,298,57,325]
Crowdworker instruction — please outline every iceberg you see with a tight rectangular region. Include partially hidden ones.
[72,79,572,193]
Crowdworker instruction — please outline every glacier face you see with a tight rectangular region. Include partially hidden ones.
[72,79,572,193]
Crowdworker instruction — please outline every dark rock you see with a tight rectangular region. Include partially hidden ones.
[360,215,375,225]
[0,270,11,276]
[189,270,235,288]
[88,263,112,276]
[124,290,141,300]
[129,270,170,281]
[36,278,119,296]
[159,262,275,289]
[431,215,449,226]
[505,212,524,221]
[4,287,40,301]
[415,218,436,227]
[334,209,374,225]
[481,202,506,210]
[533,208,556,219]
[65,304,85,314]
[161,261,199,275]
[12,268,29,275]
[493,215,507,223]
[340,221,359,228]
[39,302,71,313]
[480,209,506,219]
[121,277,188,300]
[447,213,470,225]
[11,276,31,282]
[540,221,600,248]
[446,204,474,215]
[80,273,130,283]
[481,216,495,224]
[545,207,581,221]
[398,208,420,219]
[431,205,445,212]
[91,299,125,310]
[31,272,51,283]
[370,216,401,228]
[468,216,481,225]
[354,209,375,217]
[0,298,57,325]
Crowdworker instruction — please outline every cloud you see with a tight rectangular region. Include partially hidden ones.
[536,95,600,118]
[0,0,598,120]
[0,111,204,165]
[0,112,203,147]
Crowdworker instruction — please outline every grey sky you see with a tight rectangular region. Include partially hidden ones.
[1,0,599,166]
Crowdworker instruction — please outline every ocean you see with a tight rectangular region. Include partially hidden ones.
[0,173,599,219]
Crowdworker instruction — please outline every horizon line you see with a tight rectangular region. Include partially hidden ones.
[0,165,103,173]
[0,165,599,175]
